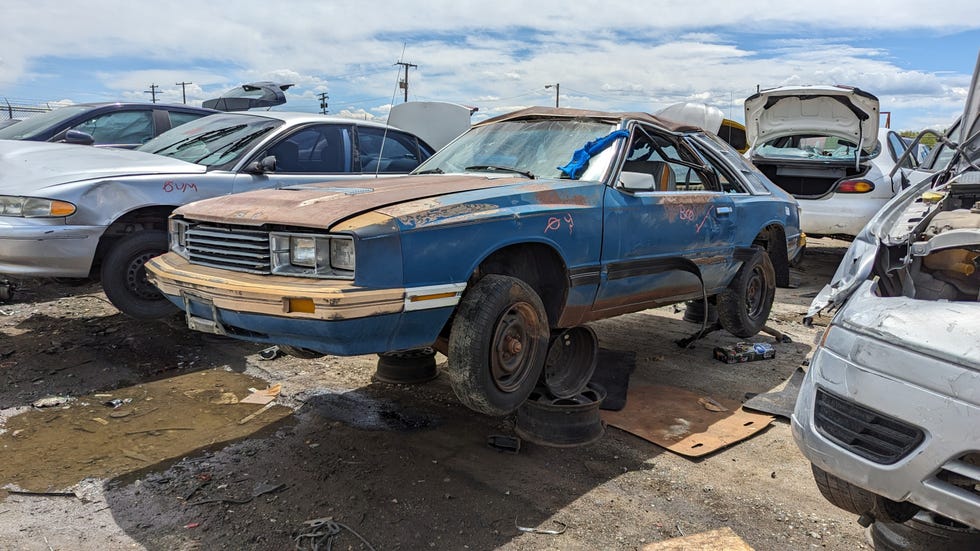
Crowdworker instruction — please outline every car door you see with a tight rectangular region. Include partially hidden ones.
[231,123,360,193]
[592,124,736,316]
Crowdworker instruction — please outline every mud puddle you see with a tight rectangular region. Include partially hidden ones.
[0,368,292,495]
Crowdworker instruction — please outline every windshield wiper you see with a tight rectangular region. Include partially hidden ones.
[415,167,444,174]
[193,127,274,164]
[151,125,248,154]
[464,165,535,179]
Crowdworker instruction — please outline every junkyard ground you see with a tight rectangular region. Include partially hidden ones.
[0,239,871,551]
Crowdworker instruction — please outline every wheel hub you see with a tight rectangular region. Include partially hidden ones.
[490,302,539,392]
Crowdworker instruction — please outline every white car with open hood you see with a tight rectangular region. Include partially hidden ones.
[745,85,921,241]
[792,53,980,546]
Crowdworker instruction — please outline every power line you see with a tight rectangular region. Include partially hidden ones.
[317,92,329,114]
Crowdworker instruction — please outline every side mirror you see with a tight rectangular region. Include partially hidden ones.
[620,171,657,191]
[245,155,277,174]
[63,129,95,146]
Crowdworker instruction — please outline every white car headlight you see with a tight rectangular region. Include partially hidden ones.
[0,196,76,217]
[290,236,317,267]
[330,239,355,271]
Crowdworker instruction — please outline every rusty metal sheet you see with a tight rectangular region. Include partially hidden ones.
[602,384,773,457]
[173,175,522,229]
[640,527,755,550]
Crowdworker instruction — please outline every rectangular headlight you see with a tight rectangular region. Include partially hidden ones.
[290,236,317,267]
[330,239,355,271]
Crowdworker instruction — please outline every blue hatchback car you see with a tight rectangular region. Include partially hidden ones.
[147,107,802,416]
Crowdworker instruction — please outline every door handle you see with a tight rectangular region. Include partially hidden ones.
[715,206,733,215]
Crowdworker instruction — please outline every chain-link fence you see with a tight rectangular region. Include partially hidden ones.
[1,99,55,124]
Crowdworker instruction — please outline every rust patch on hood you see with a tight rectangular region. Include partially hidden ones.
[173,175,523,229]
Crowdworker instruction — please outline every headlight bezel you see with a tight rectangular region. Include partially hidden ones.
[270,231,355,279]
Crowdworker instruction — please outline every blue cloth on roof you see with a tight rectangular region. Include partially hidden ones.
[557,129,630,179]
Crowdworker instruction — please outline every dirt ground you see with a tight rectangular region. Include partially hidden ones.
[0,238,870,551]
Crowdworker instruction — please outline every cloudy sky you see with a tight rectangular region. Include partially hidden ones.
[2,0,979,131]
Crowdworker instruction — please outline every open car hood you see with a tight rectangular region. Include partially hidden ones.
[744,85,880,153]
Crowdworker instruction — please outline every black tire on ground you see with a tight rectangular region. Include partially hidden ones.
[717,248,776,338]
[100,230,178,320]
[811,464,876,516]
[278,345,326,359]
[871,511,980,551]
[447,275,549,416]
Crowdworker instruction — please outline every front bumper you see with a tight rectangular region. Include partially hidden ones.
[145,253,460,355]
[792,318,980,529]
[0,220,104,277]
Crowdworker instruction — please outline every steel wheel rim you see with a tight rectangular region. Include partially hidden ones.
[744,266,766,319]
[126,250,164,301]
[490,302,540,393]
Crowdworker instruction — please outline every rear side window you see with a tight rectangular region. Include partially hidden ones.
[168,111,208,130]
[358,127,425,173]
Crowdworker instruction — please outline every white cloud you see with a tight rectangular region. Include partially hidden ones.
[1,1,978,128]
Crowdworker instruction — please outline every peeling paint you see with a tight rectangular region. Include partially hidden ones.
[393,203,502,228]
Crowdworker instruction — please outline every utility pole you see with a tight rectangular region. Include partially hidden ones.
[545,83,560,107]
[175,82,192,104]
[395,61,418,103]
[144,84,160,104]
[317,92,329,114]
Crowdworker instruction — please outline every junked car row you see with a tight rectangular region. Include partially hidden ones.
[2,57,979,546]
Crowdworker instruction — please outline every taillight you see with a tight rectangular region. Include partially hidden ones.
[836,180,875,193]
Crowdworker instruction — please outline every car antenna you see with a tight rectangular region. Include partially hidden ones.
[377,44,412,178]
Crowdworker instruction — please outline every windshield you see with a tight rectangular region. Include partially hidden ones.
[414,118,618,180]
[0,104,94,140]
[138,113,282,167]
[754,134,880,160]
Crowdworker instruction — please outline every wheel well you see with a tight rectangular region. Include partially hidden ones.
[90,206,176,279]
[754,224,790,288]
[472,243,568,327]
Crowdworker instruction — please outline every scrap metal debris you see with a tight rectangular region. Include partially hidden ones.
[515,518,567,535]
[238,401,277,425]
[294,517,377,551]
[188,481,285,506]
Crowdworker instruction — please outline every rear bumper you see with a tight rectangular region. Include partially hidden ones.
[798,196,888,237]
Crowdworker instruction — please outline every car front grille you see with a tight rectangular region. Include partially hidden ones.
[935,453,980,501]
[185,223,271,274]
[814,389,924,465]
